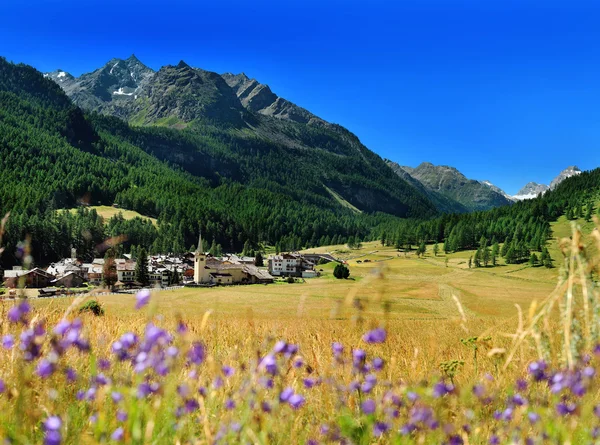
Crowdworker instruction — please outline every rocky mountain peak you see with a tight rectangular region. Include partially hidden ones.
[222,72,328,126]
[550,166,581,189]
[512,182,549,201]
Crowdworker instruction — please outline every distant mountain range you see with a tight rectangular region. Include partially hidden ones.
[505,166,581,201]
[386,162,582,211]
[42,55,585,216]
[43,55,439,219]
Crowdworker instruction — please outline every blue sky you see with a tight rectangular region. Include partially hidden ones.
[1,0,599,194]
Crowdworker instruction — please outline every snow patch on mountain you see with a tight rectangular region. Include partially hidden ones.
[113,87,134,96]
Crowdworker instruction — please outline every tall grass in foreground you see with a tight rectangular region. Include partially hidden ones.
[0,221,599,444]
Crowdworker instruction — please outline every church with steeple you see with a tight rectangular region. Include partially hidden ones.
[193,232,274,285]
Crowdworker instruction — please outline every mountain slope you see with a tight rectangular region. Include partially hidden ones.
[513,182,549,201]
[390,162,513,212]
[386,161,468,213]
[45,56,438,219]
[0,56,441,267]
[550,166,582,189]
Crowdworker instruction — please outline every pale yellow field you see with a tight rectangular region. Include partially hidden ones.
[63,205,158,226]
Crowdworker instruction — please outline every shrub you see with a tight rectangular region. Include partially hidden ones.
[286,277,295,284]
[333,264,350,279]
[78,300,105,316]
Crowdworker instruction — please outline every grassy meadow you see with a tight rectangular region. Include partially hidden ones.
[63,206,158,226]
[1,217,599,443]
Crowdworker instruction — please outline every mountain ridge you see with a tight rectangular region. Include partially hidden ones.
[42,55,438,219]
[386,161,513,212]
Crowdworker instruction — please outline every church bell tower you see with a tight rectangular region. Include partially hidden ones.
[194,232,206,283]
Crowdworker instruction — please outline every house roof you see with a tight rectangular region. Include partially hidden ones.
[117,262,136,271]
[242,265,274,281]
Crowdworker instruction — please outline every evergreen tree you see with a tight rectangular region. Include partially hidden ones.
[529,252,539,266]
[542,247,553,268]
[333,263,350,279]
[505,246,517,264]
[474,249,481,268]
[433,242,439,256]
[566,207,574,220]
[491,242,499,267]
[103,248,117,288]
[135,248,150,286]
[381,232,387,246]
[501,237,510,257]
[585,203,593,222]
[468,256,472,269]
[443,238,449,254]
[418,241,426,257]
[255,252,264,267]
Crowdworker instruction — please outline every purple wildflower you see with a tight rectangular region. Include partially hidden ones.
[36,359,55,378]
[363,327,387,344]
[8,301,30,325]
[135,289,151,309]
[2,334,14,350]
[111,427,124,441]
[0,379,4,394]
[260,354,278,375]
[373,422,390,436]
[43,416,62,431]
[279,387,294,402]
[332,342,344,356]
[528,412,540,424]
[225,398,236,410]
[289,394,305,409]
[222,365,235,377]
[556,402,577,416]
[187,342,205,365]
[64,367,77,382]
[116,410,128,422]
[527,360,547,381]
[44,430,61,445]
[361,399,376,414]
[433,381,454,398]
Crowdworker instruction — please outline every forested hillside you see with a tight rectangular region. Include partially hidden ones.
[46,57,438,219]
[376,168,600,264]
[0,57,414,267]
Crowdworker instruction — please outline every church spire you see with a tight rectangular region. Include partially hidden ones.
[196,231,203,254]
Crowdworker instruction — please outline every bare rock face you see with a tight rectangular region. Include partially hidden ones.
[513,182,549,201]
[550,166,582,189]
[388,162,513,212]
[222,72,328,126]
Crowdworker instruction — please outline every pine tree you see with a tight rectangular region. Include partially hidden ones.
[255,252,264,267]
[433,242,439,256]
[381,232,387,246]
[501,237,510,257]
[135,248,150,286]
[491,242,499,267]
[505,246,517,264]
[103,248,117,288]
[542,247,553,268]
[585,203,593,222]
[443,239,449,254]
[566,207,574,220]
[419,241,426,257]
[474,249,481,268]
[333,264,350,279]
[468,256,472,269]
[529,252,538,266]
